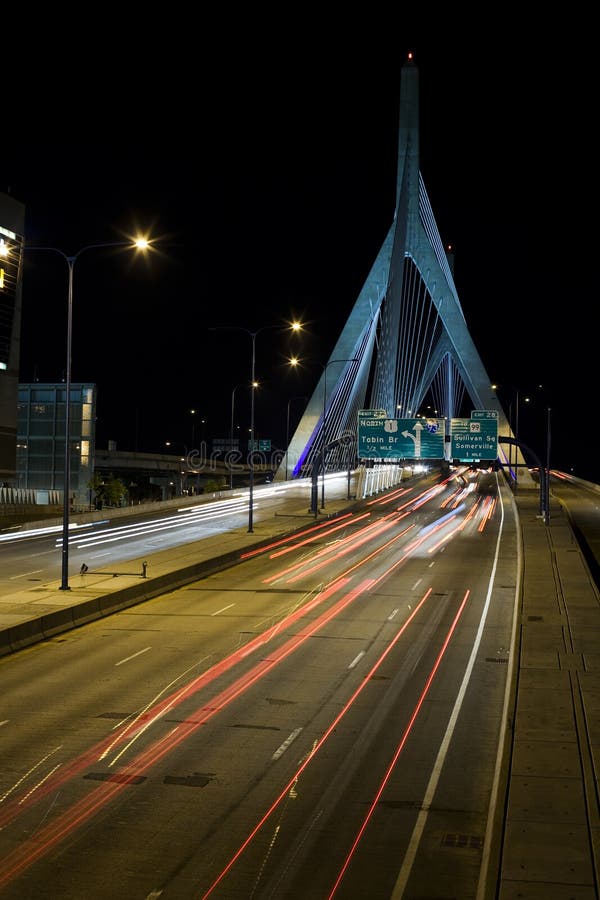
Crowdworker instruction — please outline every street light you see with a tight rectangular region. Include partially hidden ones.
[25,238,151,590]
[285,395,308,480]
[545,406,551,524]
[509,390,530,489]
[493,384,531,488]
[229,384,247,490]
[210,321,302,532]
[321,358,358,509]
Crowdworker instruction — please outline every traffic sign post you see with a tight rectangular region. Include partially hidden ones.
[450,410,498,461]
[358,415,445,460]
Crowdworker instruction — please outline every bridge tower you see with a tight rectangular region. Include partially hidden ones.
[275,53,528,485]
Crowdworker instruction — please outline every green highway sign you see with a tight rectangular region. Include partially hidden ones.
[451,411,498,460]
[249,439,271,451]
[358,417,445,460]
[471,410,498,420]
[358,408,387,419]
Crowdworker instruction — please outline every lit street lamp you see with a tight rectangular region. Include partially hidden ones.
[25,238,151,590]
[508,390,530,489]
[210,322,302,532]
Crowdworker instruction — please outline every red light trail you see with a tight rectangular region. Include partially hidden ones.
[327,590,471,896]
[200,588,472,899]
[0,475,494,892]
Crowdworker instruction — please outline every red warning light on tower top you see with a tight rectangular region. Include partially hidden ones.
[407,51,413,61]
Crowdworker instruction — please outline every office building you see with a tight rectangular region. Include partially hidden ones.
[16,382,97,508]
[0,192,25,485]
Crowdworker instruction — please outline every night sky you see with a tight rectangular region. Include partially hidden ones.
[4,24,594,479]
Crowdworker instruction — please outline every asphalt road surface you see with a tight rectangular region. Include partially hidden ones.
[0,468,519,899]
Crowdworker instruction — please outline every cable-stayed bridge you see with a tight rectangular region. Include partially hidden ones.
[275,53,527,485]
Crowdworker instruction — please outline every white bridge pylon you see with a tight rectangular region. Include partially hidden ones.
[275,53,530,486]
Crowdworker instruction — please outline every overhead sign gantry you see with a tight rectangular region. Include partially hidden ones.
[357,410,498,462]
[358,414,445,460]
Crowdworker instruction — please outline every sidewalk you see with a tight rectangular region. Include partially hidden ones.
[493,491,600,898]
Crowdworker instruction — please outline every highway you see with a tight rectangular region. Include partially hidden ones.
[0,467,520,898]
[0,476,355,596]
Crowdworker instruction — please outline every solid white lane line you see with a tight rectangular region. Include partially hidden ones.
[212,603,235,616]
[9,569,44,579]
[115,647,152,666]
[272,728,303,760]
[348,651,366,669]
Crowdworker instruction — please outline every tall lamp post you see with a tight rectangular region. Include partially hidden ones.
[514,390,519,488]
[545,406,551,524]
[513,391,531,489]
[229,384,246,490]
[211,322,302,532]
[498,385,530,489]
[321,358,358,509]
[25,238,150,590]
[507,392,517,486]
[285,395,308,481]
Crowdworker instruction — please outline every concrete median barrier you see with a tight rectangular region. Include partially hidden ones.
[0,506,358,657]
[0,547,265,657]
[0,626,13,658]
[46,599,103,635]
[8,618,46,654]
